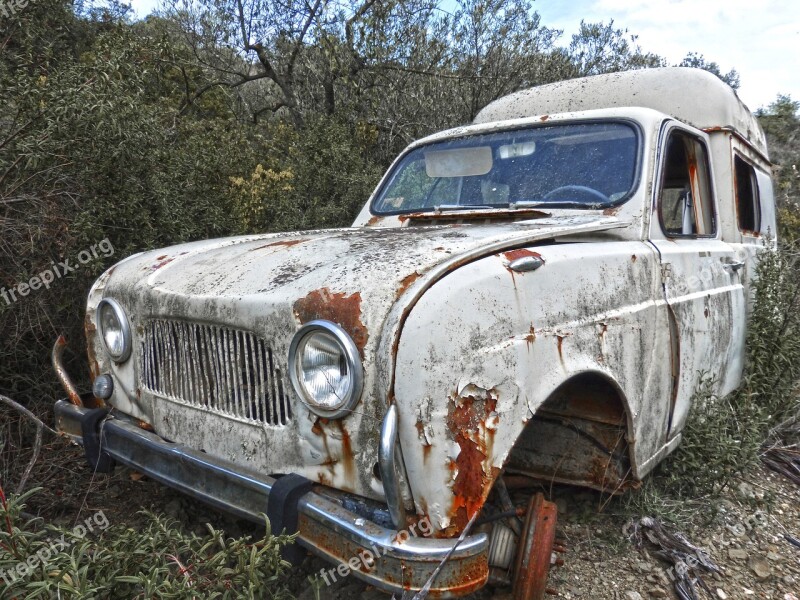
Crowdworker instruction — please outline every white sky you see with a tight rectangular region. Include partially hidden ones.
[127,0,800,111]
[534,0,800,111]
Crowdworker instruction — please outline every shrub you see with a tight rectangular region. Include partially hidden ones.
[0,487,294,599]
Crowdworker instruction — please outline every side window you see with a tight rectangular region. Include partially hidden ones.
[734,155,761,233]
[658,131,716,237]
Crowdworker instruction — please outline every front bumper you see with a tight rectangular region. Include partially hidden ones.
[54,400,489,597]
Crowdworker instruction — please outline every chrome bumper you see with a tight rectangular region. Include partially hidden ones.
[54,400,489,596]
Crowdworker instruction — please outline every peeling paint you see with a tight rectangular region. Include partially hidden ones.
[445,385,500,535]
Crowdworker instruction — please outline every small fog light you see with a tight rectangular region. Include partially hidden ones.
[93,374,114,400]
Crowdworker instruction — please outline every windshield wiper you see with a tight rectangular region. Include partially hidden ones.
[508,200,550,209]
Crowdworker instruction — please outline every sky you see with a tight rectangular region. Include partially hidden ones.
[126,0,800,112]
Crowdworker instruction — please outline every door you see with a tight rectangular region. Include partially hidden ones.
[649,124,747,439]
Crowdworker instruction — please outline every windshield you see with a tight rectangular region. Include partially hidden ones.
[371,122,640,214]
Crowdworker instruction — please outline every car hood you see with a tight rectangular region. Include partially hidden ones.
[101,214,629,388]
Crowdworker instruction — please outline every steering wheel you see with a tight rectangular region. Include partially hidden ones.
[543,185,610,204]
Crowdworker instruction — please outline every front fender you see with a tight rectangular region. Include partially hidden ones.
[393,241,672,536]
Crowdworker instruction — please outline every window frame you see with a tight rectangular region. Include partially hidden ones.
[732,151,762,235]
[369,118,645,216]
[656,125,718,240]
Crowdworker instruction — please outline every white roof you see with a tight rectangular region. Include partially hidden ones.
[474,68,767,156]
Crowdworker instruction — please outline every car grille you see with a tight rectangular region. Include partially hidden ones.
[140,319,291,426]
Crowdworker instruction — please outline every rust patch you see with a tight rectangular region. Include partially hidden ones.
[502,248,543,264]
[602,206,620,216]
[293,288,369,357]
[252,239,305,250]
[445,386,500,535]
[539,115,550,121]
[84,312,100,381]
[556,334,565,359]
[366,215,381,227]
[631,254,637,262]
[54,336,83,407]
[151,256,174,270]
[397,271,421,298]
[525,325,536,349]
[311,417,329,436]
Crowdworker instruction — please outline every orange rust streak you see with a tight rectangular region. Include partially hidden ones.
[84,313,100,381]
[252,239,305,250]
[54,336,83,407]
[397,271,421,298]
[293,288,369,357]
[335,420,356,485]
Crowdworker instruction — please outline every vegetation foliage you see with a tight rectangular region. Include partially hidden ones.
[0,488,294,599]
[1,0,799,591]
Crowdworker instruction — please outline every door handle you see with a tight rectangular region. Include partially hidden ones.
[722,260,745,273]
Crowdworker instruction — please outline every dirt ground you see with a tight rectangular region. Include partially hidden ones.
[19,440,800,600]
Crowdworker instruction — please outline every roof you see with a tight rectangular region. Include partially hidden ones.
[474,67,768,157]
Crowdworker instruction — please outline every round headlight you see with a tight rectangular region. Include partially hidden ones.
[288,320,363,418]
[97,298,132,362]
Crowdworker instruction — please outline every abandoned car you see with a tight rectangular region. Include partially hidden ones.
[54,67,776,597]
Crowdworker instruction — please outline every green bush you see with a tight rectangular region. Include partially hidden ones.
[0,488,294,599]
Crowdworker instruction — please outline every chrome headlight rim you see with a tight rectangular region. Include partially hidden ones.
[96,298,132,363]
[288,319,364,419]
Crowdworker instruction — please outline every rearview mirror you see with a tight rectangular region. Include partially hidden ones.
[425,147,493,178]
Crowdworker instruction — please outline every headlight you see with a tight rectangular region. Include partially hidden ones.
[97,298,132,362]
[288,320,363,419]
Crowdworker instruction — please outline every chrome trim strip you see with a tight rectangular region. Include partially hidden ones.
[379,404,408,528]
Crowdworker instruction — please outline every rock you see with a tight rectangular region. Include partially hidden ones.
[623,593,643,600]
[747,555,771,580]
[783,574,796,585]
[736,482,756,499]
[555,497,568,514]
[635,561,651,574]
[728,548,748,560]
[716,590,728,600]
[648,587,667,598]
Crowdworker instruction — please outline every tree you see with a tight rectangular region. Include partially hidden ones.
[568,20,663,77]
[678,52,740,90]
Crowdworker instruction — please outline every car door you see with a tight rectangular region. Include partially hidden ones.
[648,123,747,439]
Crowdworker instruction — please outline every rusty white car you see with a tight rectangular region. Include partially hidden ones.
[53,67,776,597]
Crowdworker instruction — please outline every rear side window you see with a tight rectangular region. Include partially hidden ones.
[734,155,761,233]
[658,131,716,237]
